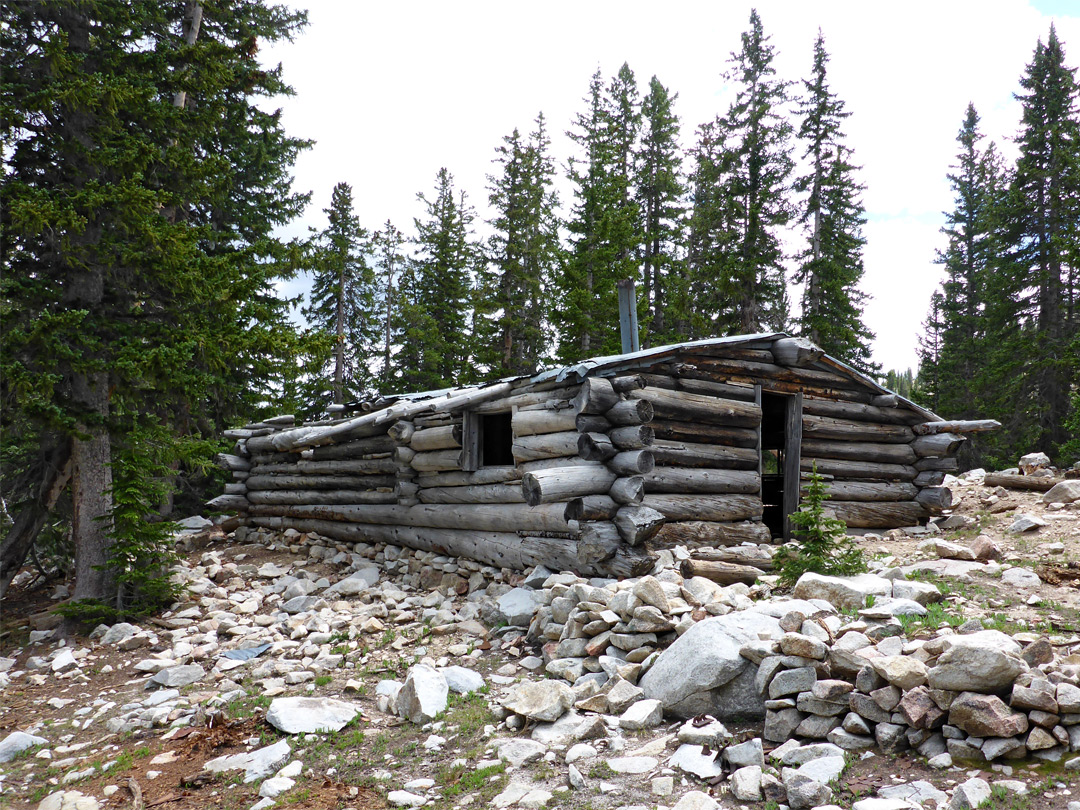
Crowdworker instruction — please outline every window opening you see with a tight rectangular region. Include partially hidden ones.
[480,412,513,467]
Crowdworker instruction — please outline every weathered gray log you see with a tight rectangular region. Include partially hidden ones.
[982,472,1060,492]
[248,502,573,534]
[206,494,249,511]
[519,457,603,473]
[801,457,917,481]
[826,500,928,528]
[246,490,396,506]
[771,337,824,367]
[396,481,420,504]
[578,522,622,564]
[251,459,398,476]
[914,471,946,487]
[650,420,759,448]
[914,457,960,472]
[512,431,580,463]
[308,435,396,460]
[410,425,462,452]
[419,484,526,504]
[871,394,900,408]
[802,414,915,444]
[913,419,1001,435]
[576,414,612,433]
[410,449,462,472]
[608,425,655,450]
[800,439,917,465]
[578,432,618,461]
[642,370,756,401]
[650,521,772,548]
[642,494,762,522]
[215,453,251,472]
[608,450,654,476]
[697,356,865,391]
[605,399,654,426]
[610,374,647,393]
[245,474,392,491]
[564,495,620,521]
[693,545,775,570]
[802,397,924,426]
[417,468,523,488]
[630,388,761,427]
[471,385,580,414]
[512,408,578,437]
[911,433,967,457]
[651,440,758,470]
[643,467,760,494]
[573,378,620,415]
[615,505,667,546]
[680,558,760,586]
[804,481,918,502]
[388,421,415,444]
[522,466,617,506]
[609,476,645,505]
[395,446,416,466]
[915,486,953,513]
[224,482,247,495]
[232,470,249,480]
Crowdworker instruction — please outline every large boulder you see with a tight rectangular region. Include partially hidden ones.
[502,680,574,723]
[927,632,1026,693]
[792,573,892,611]
[641,610,782,719]
[1044,480,1080,504]
[266,697,362,734]
[396,664,449,724]
[948,692,1029,738]
[0,731,48,763]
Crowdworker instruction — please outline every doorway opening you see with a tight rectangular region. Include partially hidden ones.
[760,393,788,539]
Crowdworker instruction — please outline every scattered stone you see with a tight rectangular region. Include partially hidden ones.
[730,765,763,801]
[620,699,663,730]
[205,738,290,782]
[150,663,204,688]
[0,731,48,763]
[668,744,724,779]
[494,738,546,767]
[949,777,992,810]
[1007,514,1047,534]
[502,680,573,723]
[948,692,1029,738]
[266,697,361,734]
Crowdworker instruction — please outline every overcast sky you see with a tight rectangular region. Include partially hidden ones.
[262,0,1080,373]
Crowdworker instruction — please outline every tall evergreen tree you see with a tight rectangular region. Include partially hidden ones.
[478,113,562,377]
[372,220,406,390]
[303,182,378,407]
[794,32,877,374]
[394,169,476,391]
[635,76,687,345]
[689,9,793,335]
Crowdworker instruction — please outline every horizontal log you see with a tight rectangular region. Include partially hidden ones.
[247,490,397,506]
[915,486,953,514]
[471,385,580,414]
[252,459,398,476]
[605,399,654,426]
[800,439,916,466]
[247,502,573,533]
[914,457,959,472]
[206,494,249,511]
[395,446,416,465]
[245,474,394,491]
[608,425,655,450]
[642,494,762,522]
[693,546,775,570]
[246,419,386,454]
[614,505,667,546]
[911,433,967,457]
[607,450,654,476]
[610,374,647,393]
[641,370,757,401]
[224,482,247,495]
[577,522,622,564]
[680,558,760,586]
[396,482,420,502]
[650,521,773,548]
[651,440,758,470]
[982,472,1060,492]
[578,432,617,462]
[643,467,760,494]
[696,357,864,391]
[871,394,899,408]
[913,419,1001,435]
[803,481,918,502]
[512,431,581,463]
[307,434,397,460]
[609,476,645,505]
[576,414,612,433]
[410,449,462,472]
[410,424,462,452]
[801,457,917,481]
[417,468,523,488]
[771,337,824,367]
[650,419,758,448]
[519,457,603,474]
[573,378,620,415]
[215,453,251,472]
[418,484,525,504]
[512,407,578,437]
[802,415,915,444]
[630,388,761,427]
[802,397,924,426]
[388,421,415,443]
[522,466,617,506]
[826,500,928,528]
[564,495,620,522]
[914,471,946,487]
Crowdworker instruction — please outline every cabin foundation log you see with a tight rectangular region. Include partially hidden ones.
[911,433,967,457]
[827,500,928,528]
[522,466,617,506]
[804,481,919,502]
[247,490,397,506]
[247,502,574,534]
[609,476,646,505]
[650,420,759,448]
[418,484,526,504]
[564,495,620,521]
[607,450,654,476]
[641,494,762,522]
[802,415,915,444]
[409,425,462,452]
[410,449,463,472]
[649,520,772,548]
[614,505,667,546]
[573,378,620,415]
[512,408,578,437]
[800,457,918,481]
[799,439,916,465]
[679,558,760,586]
[801,397,925,426]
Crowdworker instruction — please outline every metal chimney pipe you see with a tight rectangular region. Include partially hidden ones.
[617,278,641,354]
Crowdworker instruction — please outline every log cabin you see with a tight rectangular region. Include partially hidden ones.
[210,333,997,579]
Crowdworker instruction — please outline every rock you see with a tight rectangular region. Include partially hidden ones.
[932,540,977,561]
[266,697,361,734]
[1007,514,1047,534]
[565,743,597,763]
[827,728,876,751]
[770,666,817,699]
[670,791,719,810]
[796,754,845,784]
[872,656,927,690]
[792,572,892,611]
[875,722,908,754]
[927,752,953,769]
[259,777,295,798]
[494,738,546,767]
[780,632,829,660]
[899,686,946,730]
[1012,683,1058,713]
[730,765,763,801]
[502,680,574,723]
[928,634,1026,693]
[205,738,290,782]
[948,693,1029,738]
[765,707,805,742]
[497,588,541,626]
[281,595,319,614]
[1001,567,1042,587]
[639,610,781,718]
[783,770,833,810]
[605,755,657,774]
[325,566,380,595]
[668,744,724,779]
[1019,452,1051,474]
[633,576,671,613]
[606,679,645,714]
[567,764,584,790]
[652,776,674,797]
[890,580,942,605]
[36,791,101,810]
[725,737,765,769]
[396,665,449,724]
[151,664,204,688]
[387,791,427,807]
[441,666,484,695]
[677,716,731,747]
[1027,726,1057,750]
[0,731,48,763]
[1021,638,1053,667]
[949,777,991,810]
[852,800,922,810]
[970,535,1002,561]
[1044,480,1080,504]
[100,623,138,645]
[620,699,663,730]
[1059,682,1080,713]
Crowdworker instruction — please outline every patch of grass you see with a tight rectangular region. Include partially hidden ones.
[588,761,616,779]
[444,690,496,737]
[439,761,507,801]
[314,675,332,687]
[334,728,365,751]
[224,693,271,719]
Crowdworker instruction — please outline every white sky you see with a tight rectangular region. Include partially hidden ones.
[262,0,1080,373]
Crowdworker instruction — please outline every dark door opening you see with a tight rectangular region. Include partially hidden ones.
[760,393,788,539]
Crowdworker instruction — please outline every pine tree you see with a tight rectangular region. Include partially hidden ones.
[689,10,793,335]
[916,291,945,412]
[794,32,878,375]
[478,113,562,378]
[394,169,476,391]
[371,220,406,390]
[303,182,378,407]
[635,76,688,346]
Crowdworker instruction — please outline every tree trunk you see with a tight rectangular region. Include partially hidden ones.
[70,371,115,602]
